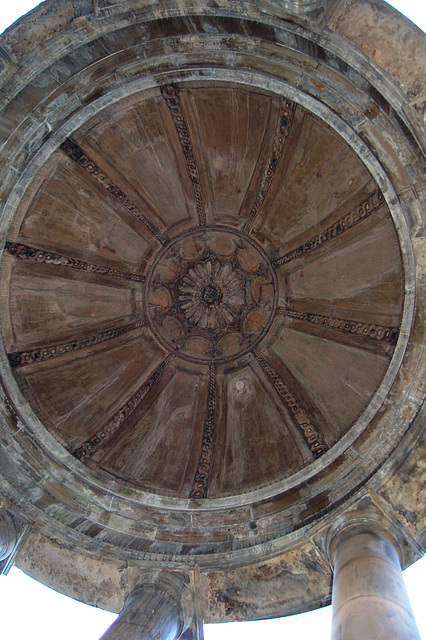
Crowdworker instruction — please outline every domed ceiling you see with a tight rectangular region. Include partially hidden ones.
[1,83,403,500]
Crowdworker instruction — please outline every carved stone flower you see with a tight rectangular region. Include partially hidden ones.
[146,228,277,363]
[177,261,245,330]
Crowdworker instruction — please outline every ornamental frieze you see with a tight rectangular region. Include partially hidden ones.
[5,241,145,282]
[273,189,384,268]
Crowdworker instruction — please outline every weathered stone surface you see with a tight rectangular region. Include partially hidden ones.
[206,542,332,622]
[0,0,422,625]
[328,0,426,103]
[17,530,126,613]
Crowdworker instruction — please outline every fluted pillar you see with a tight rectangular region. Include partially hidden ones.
[329,521,421,640]
[0,510,17,562]
[100,570,193,640]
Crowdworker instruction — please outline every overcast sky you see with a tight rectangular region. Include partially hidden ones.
[0,1,424,639]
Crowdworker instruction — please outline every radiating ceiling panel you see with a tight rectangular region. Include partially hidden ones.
[3,85,405,499]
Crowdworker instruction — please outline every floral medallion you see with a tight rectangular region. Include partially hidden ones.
[145,227,277,363]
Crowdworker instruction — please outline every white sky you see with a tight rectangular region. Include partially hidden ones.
[0,1,424,639]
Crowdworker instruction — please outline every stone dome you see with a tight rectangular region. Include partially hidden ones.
[4,84,403,500]
[0,0,424,625]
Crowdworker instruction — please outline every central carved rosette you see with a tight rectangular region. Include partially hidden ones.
[178,261,245,330]
[146,228,277,363]
[201,283,221,306]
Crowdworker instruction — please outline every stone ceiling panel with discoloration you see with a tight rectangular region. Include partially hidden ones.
[1,84,405,500]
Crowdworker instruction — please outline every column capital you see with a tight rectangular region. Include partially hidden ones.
[326,503,403,568]
[261,0,331,17]
[100,569,195,640]
[130,569,194,634]
[0,510,17,561]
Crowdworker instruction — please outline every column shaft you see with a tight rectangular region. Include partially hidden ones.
[331,527,421,640]
[100,571,192,640]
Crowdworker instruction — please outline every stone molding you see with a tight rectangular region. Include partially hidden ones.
[265,0,330,16]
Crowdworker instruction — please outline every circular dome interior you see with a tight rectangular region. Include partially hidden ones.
[1,83,404,500]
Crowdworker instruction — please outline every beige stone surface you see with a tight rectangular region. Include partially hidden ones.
[328,0,426,102]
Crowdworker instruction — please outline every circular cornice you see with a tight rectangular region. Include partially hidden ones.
[0,71,418,513]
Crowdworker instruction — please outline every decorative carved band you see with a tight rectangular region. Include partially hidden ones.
[273,189,384,268]
[161,85,206,227]
[73,353,174,462]
[252,348,327,458]
[278,307,399,345]
[8,320,146,368]
[190,364,216,499]
[243,99,296,234]
[60,139,168,245]
[5,241,145,282]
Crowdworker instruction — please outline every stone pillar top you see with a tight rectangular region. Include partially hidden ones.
[326,500,405,568]
[130,569,194,634]
[0,510,17,562]
[329,503,422,640]
[100,569,195,640]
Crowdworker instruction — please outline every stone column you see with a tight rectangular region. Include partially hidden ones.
[272,0,329,15]
[0,510,17,561]
[100,570,193,640]
[329,521,421,640]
